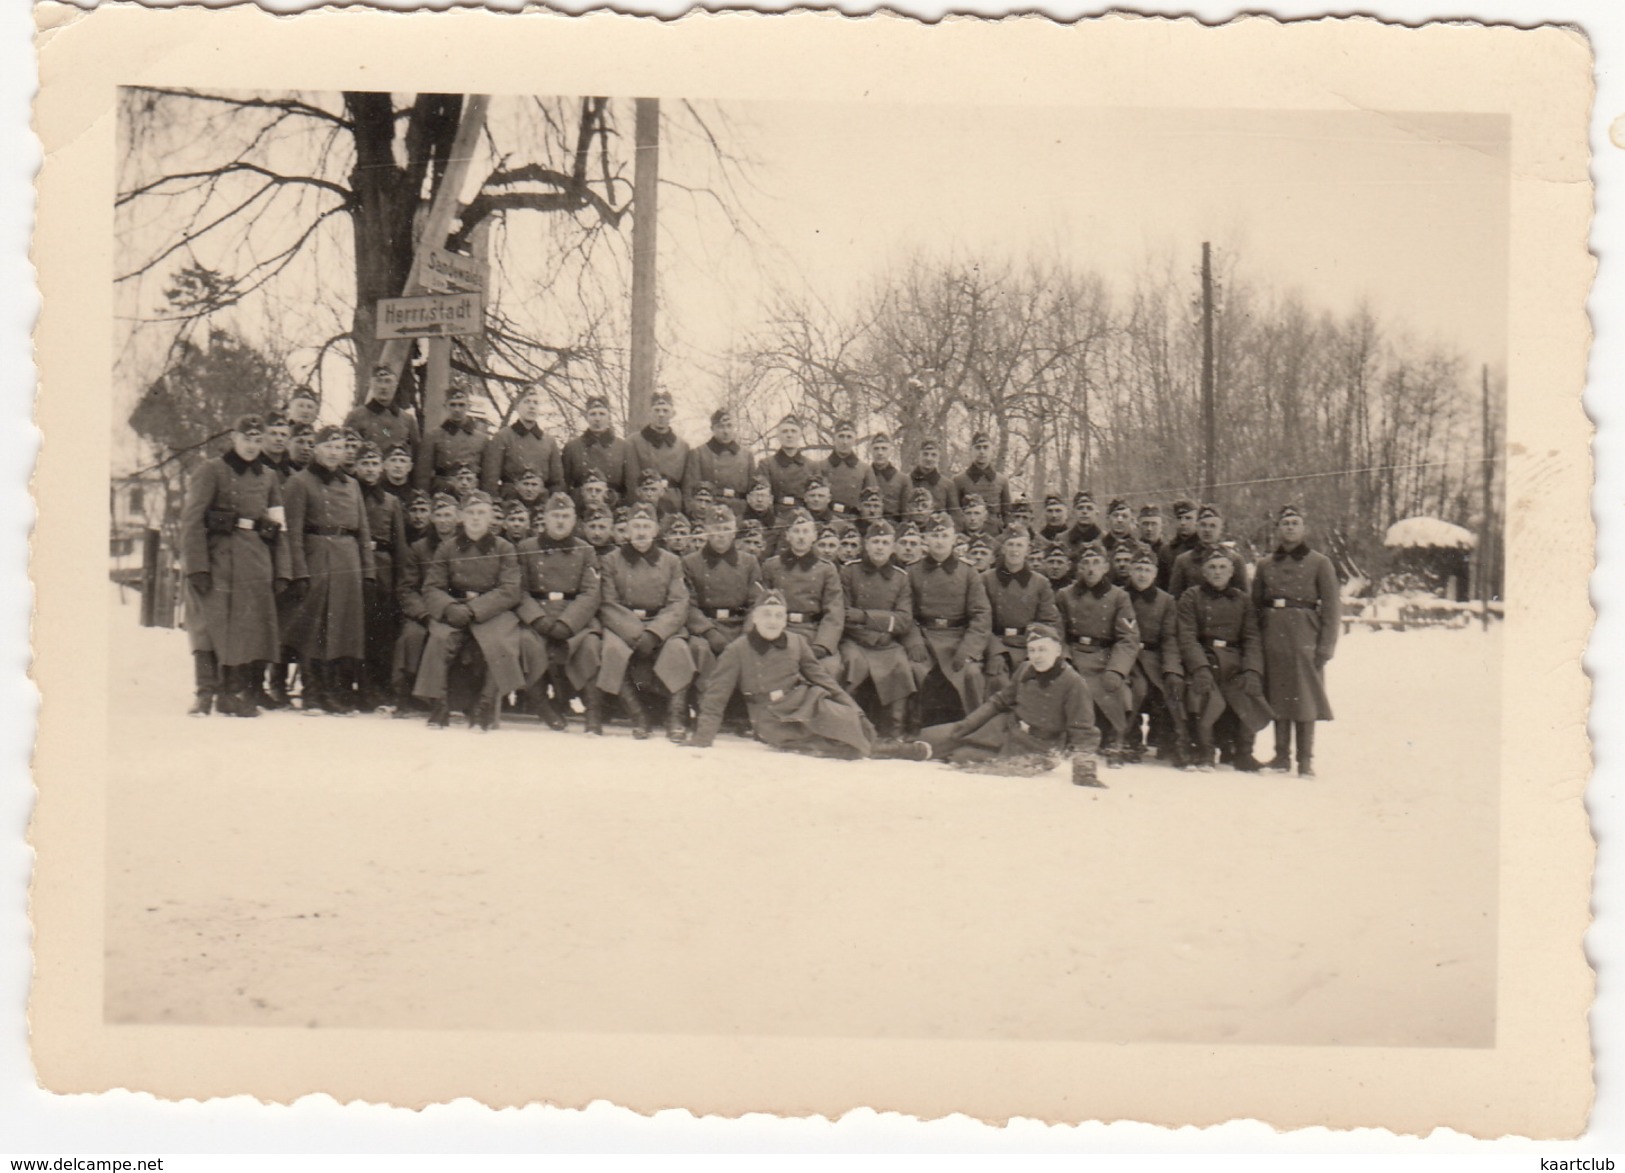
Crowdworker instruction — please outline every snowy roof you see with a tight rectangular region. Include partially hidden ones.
[1384,516,1478,550]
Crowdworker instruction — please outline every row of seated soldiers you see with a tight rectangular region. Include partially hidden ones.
[185,413,1338,779]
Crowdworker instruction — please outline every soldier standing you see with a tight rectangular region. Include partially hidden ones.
[354,443,409,711]
[1168,503,1250,599]
[284,386,321,429]
[628,389,689,515]
[820,418,878,520]
[1065,492,1103,555]
[1136,504,1175,591]
[597,502,695,741]
[379,443,416,505]
[905,513,992,731]
[681,506,763,732]
[1168,499,1202,561]
[837,519,918,739]
[345,363,421,458]
[1055,543,1141,766]
[760,509,845,674]
[921,624,1102,785]
[1037,495,1071,547]
[562,394,634,498]
[1176,546,1271,771]
[483,385,563,497]
[1102,498,1139,553]
[515,492,605,733]
[867,432,909,521]
[415,491,526,731]
[414,385,488,493]
[685,408,755,516]
[908,440,954,516]
[1251,504,1341,777]
[179,414,290,717]
[740,475,782,559]
[981,524,1061,695]
[951,431,1011,526]
[764,414,815,510]
[282,425,376,715]
[260,411,295,480]
[1124,546,1187,765]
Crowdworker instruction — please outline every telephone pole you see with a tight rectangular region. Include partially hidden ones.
[628,98,661,432]
[1200,241,1216,502]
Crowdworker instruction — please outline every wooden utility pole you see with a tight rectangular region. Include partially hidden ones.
[373,94,491,426]
[628,97,661,432]
[1200,241,1217,502]
[1480,363,1494,630]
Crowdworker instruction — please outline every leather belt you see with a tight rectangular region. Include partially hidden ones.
[746,687,789,703]
[720,488,736,498]
[1002,626,1021,638]
[1015,718,1059,739]
[631,608,649,619]
[1203,637,1231,648]
[924,617,966,630]
[787,611,821,624]
[1269,598,1318,609]
[305,525,357,537]
[370,539,388,551]
[1073,635,1113,647]
[701,606,742,619]
[780,496,797,506]
[451,590,479,602]
[530,590,575,601]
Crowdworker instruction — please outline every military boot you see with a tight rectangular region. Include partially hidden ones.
[665,687,689,743]
[874,738,932,762]
[1296,721,1317,778]
[1264,720,1293,772]
[188,651,218,717]
[263,661,292,710]
[1072,752,1105,788]
[620,686,651,740]
[530,683,567,731]
[470,690,499,732]
[582,685,605,735]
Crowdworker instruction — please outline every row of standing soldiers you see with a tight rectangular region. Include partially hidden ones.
[182,406,1341,778]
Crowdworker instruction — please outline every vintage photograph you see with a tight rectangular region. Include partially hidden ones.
[104,86,1507,1045]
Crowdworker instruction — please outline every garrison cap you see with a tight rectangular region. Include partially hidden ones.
[784,507,816,529]
[1044,544,1072,562]
[581,468,608,487]
[919,438,940,453]
[1138,503,1162,518]
[231,413,265,435]
[1202,545,1235,566]
[663,513,691,532]
[290,422,315,438]
[706,505,738,526]
[517,467,544,485]
[778,413,804,430]
[638,468,666,487]
[445,386,470,404]
[1107,497,1131,515]
[287,385,319,405]
[860,486,882,502]
[1043,494,1064,507]
[896,521,921,539]
[960,492,985,509]
[650,389,674,406]
[384,443,412,460]
[264,410,289,428]
[627,502,658,523]
[1131,547,1159,568]
[355,442,382,462]
[1073,490,1095,507]
[738,518,765,534]
[584,395,610,411]
[804,474,829,492]
[833,418,856,434]
[584,505,613,523]
[504,499,531,518]
[1198,503,1222,521]
[691,481,716,499]
[865,519,895,538]
[341,427,363,443]
[1278,503,1305,522]
[757,588,788,608]
[404,489,431,508]
[1000,523,1031,545]
[968,535,994,553]
[817,525,839,541]
[1026,622,1063,645]
[545,491,576,514]
[748,475,771,493]
[313,425,345,445]
[1009,495,1032,511]
[1173,499,1199,517]
[869,430,891,444]
[449,460,476,476]
[462,490,495,508]
[970,430,991,446]
[431,492,460,511]
[924,513,955,536]
[1078,542,1108,561]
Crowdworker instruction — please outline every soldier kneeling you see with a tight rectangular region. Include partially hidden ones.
[921,624,1105,786]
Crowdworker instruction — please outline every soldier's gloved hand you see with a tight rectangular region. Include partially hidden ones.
[1102,669,1125,693]
[443,603,473,629]
[1313,651,1330,671]
[847,608,869,627]
[547,620,574,642]
[812,643,835,660]
[907,642,929,665]
[189,572,212,597]
[634,631,661,657]
[1240,670,1264,699]
[274,577,291,598]
[289,577,309,603]
[1191,666,1216,692]
[949,653,966,673]
[254,516,281,541]
[1163,674,1185,701]
[704,628,730,655]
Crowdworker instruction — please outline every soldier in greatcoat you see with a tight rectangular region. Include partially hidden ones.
[411,385,487,493]
[867,432,909,521]
[684,408,755,517]
[344,363,421,459]
[1041,543,1075,592]
[1251,504,1341,777]
[681,506,763,732]
[390,490,455,716]
[837,519,918,739]
[905,513,992,731]
[1136,504,1176,592]
[692,590,912,760]
[483,385,564,498]
[179,413,290,717]
[597,502,695,741]
[415,490,526,731]
[819,418,878,520]
[627,389,690,514]
[515,492,605,733]
[260,411,295,481]
[562,395,634,498]
[286,422,314,475]
[1168,503,1251,599]
[950,431,1011,527]
[1124,546,1187,766]
[908,440,954,517]
[354,442,409,710]
[1064,491,1104,555]
[764,414,816,510]
[1037,495,1072,548]
[981,524,1061,695]
[284,386,321,429]
[579,505,617,557]
[282,425,376,714]
[921,624,1102,784]
[1176,546,1272,771]
[760,508,846,675]
[1054,543,1141,766]
[1168,499,1202,561]
[740,475,781,559]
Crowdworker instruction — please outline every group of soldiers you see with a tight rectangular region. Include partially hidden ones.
[177,371,1341,783]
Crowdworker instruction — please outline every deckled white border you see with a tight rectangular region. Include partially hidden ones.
[6,0,1619,1156]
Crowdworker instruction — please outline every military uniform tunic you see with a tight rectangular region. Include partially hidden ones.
[1250,543,1340,721]
[869,462,909,520]
[922,660,1099,761]
[483,420,564,497]
[344,400,421,459]
[597,543,694,695]
[1054,576,1141,732]
[951,464,1011,526]
[682,545,764,693]
[1126,583,1182,712]
[820,452,879,517]
[1175,582,1271,734]
[415,532,526,701]
[684,439,756,516]
[981,564,1061,684]
[180,451,291,666]
[838,556,917,706]
[282,463,375,662]
[562,428,634,497]
[692,630,874,757]
[906,552,992,711]
[761,549,846,660]
[393,528,449,682]
[765,448,815,510]
[415,417,489,491]
[628,426,691,514]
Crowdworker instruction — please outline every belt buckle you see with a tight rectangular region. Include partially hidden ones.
[721,488,735,497]
[235,517,255,530]
[1213,638,1228,648]
[715,608,731,620]
[632,609,648,619]
[769,688,785,702]
[789,612,805,623]
[547,592,564,601]
[1003,627,1018,637]
[1272,598,1286,608]
[780,496,796,506]
[833,504,847,514]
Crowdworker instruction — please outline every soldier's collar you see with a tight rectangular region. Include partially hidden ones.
[774,447,804,466]
[1274,542,1310,561]
[966,463,994,480]
[444,417,475,434]
[622,542,662,565]
[1200,582,1237,598]
[1031,660,1066,683]
[537,533,578,551]
[859,555,892,575]
[702,544,740,566]
[707,437,739,455]
[583,427,616,445]
[458,531,498,554]
[872,461,895,476]
[923,552,959,572]
[512,419,542,437]
[1129,584,1160,603]
[365,399,392,415]
[828,451,858,467]
[911,467,939,482]
[309,462,345,484]
[746,629,789,652]
[781,548,820,571]
[222,449,260,474]
[995,564,1031,585]
[642,424,676,448]
[1077,575,1112,598]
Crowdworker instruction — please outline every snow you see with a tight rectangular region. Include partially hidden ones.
[104,592,1501,1046]
[1384,516,1478,550]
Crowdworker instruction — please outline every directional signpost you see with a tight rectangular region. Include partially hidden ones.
[376,291,485,339]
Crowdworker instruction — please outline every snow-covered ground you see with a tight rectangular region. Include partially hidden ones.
[103,591,1501,1046]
